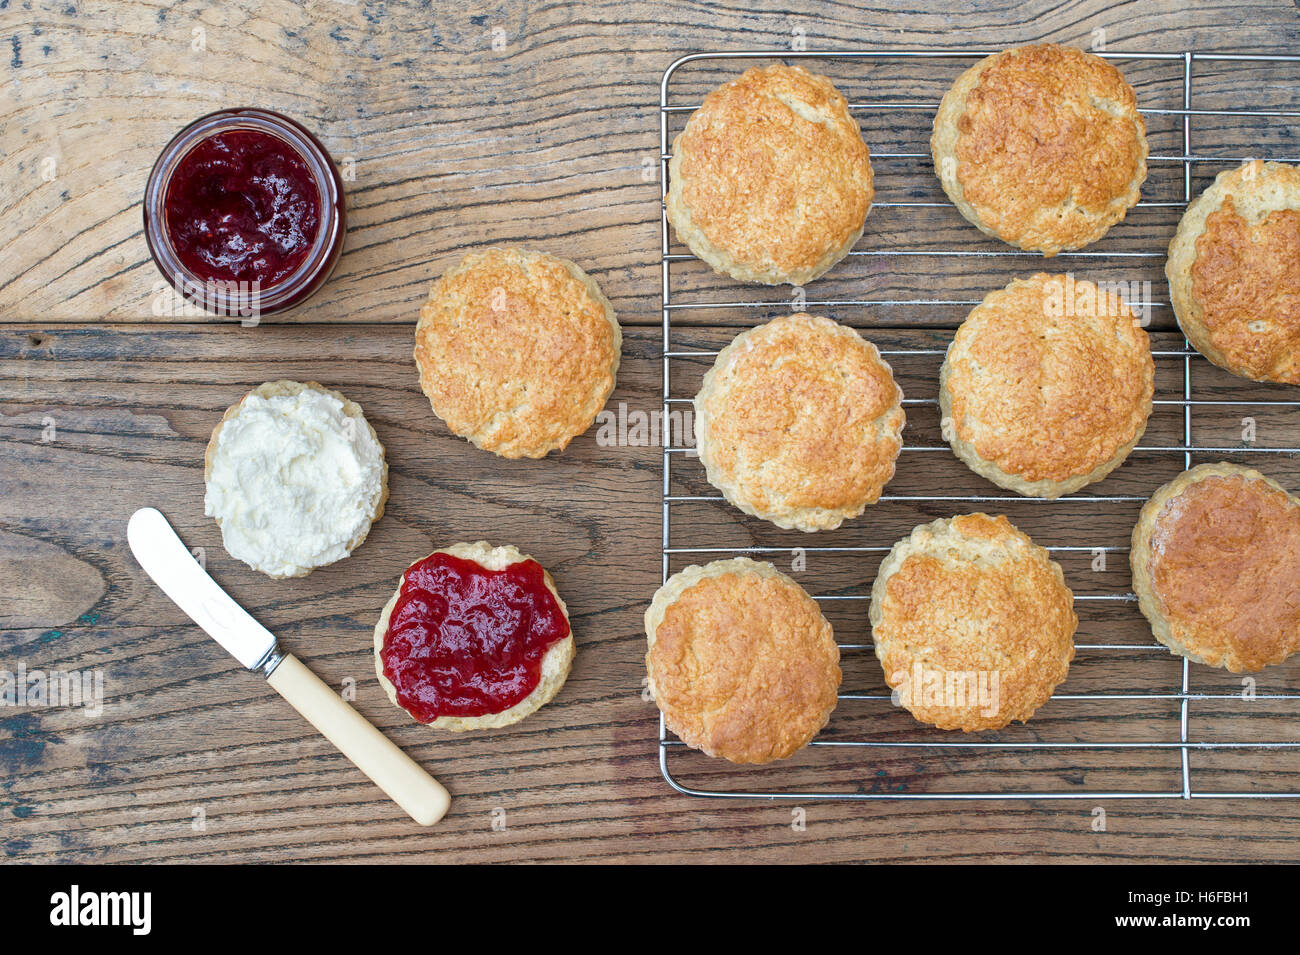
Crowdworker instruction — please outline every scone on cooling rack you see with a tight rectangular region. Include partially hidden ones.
[870,514,1077,732]
[645,558,841,764]
[1167,160,1300,384]
[1131,463,1300,672]
[940,274,1154,498]
[694,313,905,531]
[414,246,621,458]
[204,380,388,579]
[665,64,874,285]
[374,542,575,731]
[931,43,1148,255]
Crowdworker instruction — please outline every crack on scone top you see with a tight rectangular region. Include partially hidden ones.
[770,89,837,129]
[1087,94,1125,118]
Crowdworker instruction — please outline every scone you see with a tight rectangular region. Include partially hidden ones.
[931,43,1148,255]
[374,542,574,731]
[665,64,874,285]
[645,558,841,764]
[414,246,621,458]
[204,380,388,579]
[1131,463,1300,672]
[940,274,1154,498]
[1166,160,1300,384]
[694,314,905,531]
[870,514,1077,732]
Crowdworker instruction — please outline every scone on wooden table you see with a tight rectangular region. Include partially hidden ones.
[374,542,574,731]
[870,514,1077,732]
[203,380,388,579]
[666,64,874,285]
[694,314,905,531]
[414,246,621,458]
[940,274,1154,498]
[645,558,841,764]
[1131,463,1300,672]
[931,43,1147,255]
[1166,160,1300,384]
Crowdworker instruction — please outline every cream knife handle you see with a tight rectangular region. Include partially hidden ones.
[267,653,450,826]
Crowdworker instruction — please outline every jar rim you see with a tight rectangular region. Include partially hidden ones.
[142,108,345,318]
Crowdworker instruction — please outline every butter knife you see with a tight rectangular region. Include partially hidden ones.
[126,506,450,826]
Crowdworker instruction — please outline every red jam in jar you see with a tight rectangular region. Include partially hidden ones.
[144,108,345,317]
[380,553,571,721]
[164,130,321,288]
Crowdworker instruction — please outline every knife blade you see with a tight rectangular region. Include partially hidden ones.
[127,506,279,671]
[126,506,450,826]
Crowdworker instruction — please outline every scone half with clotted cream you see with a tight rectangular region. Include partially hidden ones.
[204,380,388,578]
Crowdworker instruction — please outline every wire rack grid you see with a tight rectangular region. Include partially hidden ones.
[657,49,1300,801]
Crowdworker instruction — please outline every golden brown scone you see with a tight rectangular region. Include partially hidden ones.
[1131,463,1300,672]
[666,64,874,285]
[645,558,841,764]
[940,274,1154,498]
[1167,160,1300,384]
[870,514,1077,732]
[414,247,621,458]
[203,380,389,579]
[374,542,575,731]
[694,314,905,531]
[931,44,1147,255]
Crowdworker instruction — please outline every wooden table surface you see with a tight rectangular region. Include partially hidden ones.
[5,0,1300,863]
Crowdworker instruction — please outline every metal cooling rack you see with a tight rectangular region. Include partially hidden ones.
[657,49,1300,800]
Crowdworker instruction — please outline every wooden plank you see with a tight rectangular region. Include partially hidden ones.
[3,323,1300,862]
[3,1,1300,324]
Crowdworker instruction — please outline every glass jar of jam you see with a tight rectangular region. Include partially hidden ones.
[143,108,345,319]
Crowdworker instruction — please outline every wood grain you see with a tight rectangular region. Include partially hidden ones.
[3,0,1300,863]
[4,323,1300,863]
[3,0,1300,323]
